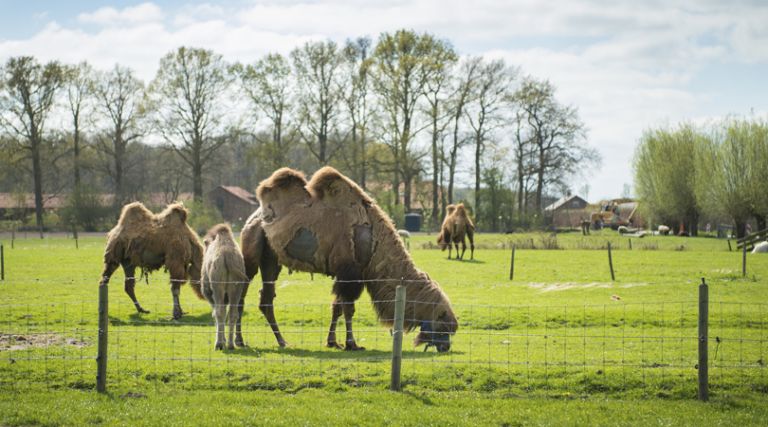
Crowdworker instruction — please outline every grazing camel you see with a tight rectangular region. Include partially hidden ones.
[100,202,205,319]
[202,224,249,350]
[239,167,458,352]
[437,203,475,260]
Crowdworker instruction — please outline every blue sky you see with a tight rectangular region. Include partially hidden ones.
[2,0,767,201]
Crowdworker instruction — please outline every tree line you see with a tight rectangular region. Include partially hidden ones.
[0,29,599,234]
[633,116,768,238]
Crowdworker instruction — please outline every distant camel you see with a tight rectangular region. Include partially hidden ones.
[202,224,249,350]
[100,202,205,319]
[239,167,458,351]
[437,203,475,260]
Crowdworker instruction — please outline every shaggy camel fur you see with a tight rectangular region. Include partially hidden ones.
[437,203,475,260]
[240,166,458,351]
[100,202,205,319]
[202,224,249,350]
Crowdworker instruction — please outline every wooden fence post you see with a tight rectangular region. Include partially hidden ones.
[727,239,732,252]
[1,245,4,281]
[629,238,633,251]
[607,241,615,281]
[390,281,406,391]
[97,282,109,392]
[509,244,516,280]
[698,277,709,402]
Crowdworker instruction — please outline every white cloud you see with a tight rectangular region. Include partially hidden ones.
[78,3,164,26]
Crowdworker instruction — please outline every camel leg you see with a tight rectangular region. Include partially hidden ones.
[459,237,466,260]
[329,265,365,351]
[468,227,475,260]
[120,259,149,314]
[258,250,288,347]
[326,298,344,349]
[234,281,249,347]
[227,286,243,350]
[213,289,227,350]
[167,259,188,320]
[342,300,364,351]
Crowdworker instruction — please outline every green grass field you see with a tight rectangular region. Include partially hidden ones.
[0,234,766,426]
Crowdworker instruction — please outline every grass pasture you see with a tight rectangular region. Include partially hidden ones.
[0,234,767,426]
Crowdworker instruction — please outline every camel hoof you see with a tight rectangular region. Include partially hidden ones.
[344,344,366,351]
[235,341,248,348]
[215,343,225,350]
[326,342,344,349]
[278,341,292,348]
[139,308,150,314]
[227,344,235,350]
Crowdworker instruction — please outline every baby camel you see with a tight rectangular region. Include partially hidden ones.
[202,224,249,350]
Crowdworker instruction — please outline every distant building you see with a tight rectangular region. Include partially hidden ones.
[544,194,589,213]
[207,186,259,224]
[543,194,590,228]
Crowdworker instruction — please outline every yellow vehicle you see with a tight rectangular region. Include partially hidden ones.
[590,199,638,230]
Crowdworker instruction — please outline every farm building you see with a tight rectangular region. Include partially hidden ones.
[543,194,590,228]
[207,185,259,224]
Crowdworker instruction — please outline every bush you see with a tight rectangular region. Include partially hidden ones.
[186,199,224,236]
[59,185,110,232]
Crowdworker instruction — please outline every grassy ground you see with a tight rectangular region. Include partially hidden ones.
[0,235,766,425]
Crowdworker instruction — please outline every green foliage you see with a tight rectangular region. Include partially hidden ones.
[185,199,224,236]
[59,185,109,232]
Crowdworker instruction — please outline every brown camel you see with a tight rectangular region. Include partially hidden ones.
[202,224,249,350]
[239,166,458,351]
[100,202,205,319]
[437,203,475,260]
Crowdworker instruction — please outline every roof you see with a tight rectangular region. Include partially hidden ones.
[214,186,259,205]
[544,195,588,212]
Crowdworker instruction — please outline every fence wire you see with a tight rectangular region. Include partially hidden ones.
[0,278,766,399]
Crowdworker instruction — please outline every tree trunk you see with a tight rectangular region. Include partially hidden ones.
[475,132,482,225]
[431,117,439,228]
[74,126,81,186]
[756,214,767,233]
[193,145,203,201]
[734,219,746,239]
[31,136,44,238]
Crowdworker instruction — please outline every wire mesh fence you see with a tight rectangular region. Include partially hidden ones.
[0,278,766,400]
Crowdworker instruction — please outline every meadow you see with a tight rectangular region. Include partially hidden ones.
[0,232,766,426]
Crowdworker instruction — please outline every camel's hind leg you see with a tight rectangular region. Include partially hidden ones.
[459,235,466,260]
[226,286,243,350]
[326,299,344,349]
[258,249,288,347]
[467,227,475,260]
[328,262,366,351]
[120,259,149,314]
[167,259,188,320]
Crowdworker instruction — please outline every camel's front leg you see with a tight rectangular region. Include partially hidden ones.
[325,298,344,349]
[119,260,149,314]
[171,282,187,320]
[227,286,243,350]
[257,252,289,347]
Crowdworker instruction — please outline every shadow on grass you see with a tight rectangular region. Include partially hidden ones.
[217,344,465,361]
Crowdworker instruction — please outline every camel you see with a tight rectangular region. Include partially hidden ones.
[239,166,458,352]
[100,202,205,319]
[437,203,475,260]
[202,224,249,350]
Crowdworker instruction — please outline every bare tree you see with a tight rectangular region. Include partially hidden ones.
[291,40,346,166]
[420,40,457,226]
[94,64,146,207]
[342,36,376,190]
[234,53,297,175]
[515,77,598,214]
[465,58,518,225]
[445,56,481,209]
[0,56,65,234]
[64,61,96,187]
[150,46,233,201]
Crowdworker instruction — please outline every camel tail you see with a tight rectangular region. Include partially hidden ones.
[188,240,206,301]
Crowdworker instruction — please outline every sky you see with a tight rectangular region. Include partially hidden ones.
[1,0,767,201]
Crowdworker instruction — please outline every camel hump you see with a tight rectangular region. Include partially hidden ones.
[308,166,369,203]
[446,204,456,215]
[118,202,153,224]
[158,202,189,224]
[454,203,468,218]
[256,167,310,201]
[203,223,234,246]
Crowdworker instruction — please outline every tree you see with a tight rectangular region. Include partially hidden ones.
[420,39,457,227]
[150,46,233,201]
[466,58,517,225]
[291,40,346,167]
[64,61,96,187]
[634,123,702,235]
[373,29,442,211]
[341,37,376,190]
[0,56,64,234]
[234,53,297,176]
[445,56,481,209]
[515,77,597,214]
[94,64,146,207]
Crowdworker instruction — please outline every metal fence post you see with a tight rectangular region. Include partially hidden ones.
[698,277,709,402]
[390,281,406,391]
[97,282,109,392]
[509,244,516,280]
[629,238,633,251]
[607,241,615,281]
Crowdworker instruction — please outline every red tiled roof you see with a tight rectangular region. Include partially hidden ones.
[217,186,259,205]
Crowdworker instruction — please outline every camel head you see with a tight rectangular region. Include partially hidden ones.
[412,289,458,352]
